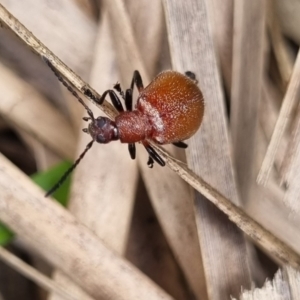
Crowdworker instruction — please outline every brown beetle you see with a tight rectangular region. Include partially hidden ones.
[44,59,204,196]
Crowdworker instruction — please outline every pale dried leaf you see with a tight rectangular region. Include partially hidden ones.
[102,0,207,298]
[0,61,76,159]
[231,0,266,202]
[258,50,300,185]
[0,246,80,300]
[0,153,173,300]
[232,267,300,300]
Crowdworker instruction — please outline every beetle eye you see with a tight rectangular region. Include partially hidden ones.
[97,134,106,143]
[96,117,106,128]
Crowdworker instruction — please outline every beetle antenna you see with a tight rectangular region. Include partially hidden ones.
[43,57,95,121]
[45,140,95,197]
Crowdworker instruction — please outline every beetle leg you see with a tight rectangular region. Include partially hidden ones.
[128,143,136,159]
[114,83,132,111]
[131,70,144,92]
[185,71,196,80]
[147,156,154,168]
[185,71,198,84]
[124,89,133,111]
[113,82,125,100]
[172,141,188,148]
[98,90,125,113]
[143,142,165,167]
[84,87,125,113]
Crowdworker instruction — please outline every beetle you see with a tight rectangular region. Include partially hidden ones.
[44,59,204,196]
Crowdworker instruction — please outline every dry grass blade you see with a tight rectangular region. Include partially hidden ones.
[232,267,300,299]
[0,3,116,121]
[267,0,293,90]
[0,61,76,160]
[138,146,207,299]
[0,246,80,300]
[231,0,266,202]
[0,0,97,67]
[285,266,300,298]
[50,273,94,300]
[245,182,300,258]
[0,153,173,300]
[102,0,148,81]
[0,0,299,273]
[152,146,300,269]
[103,0,207,298]
[283,114,300,213]
[275,0,300,45]
[68,10,138,256]
[206,0,234,93]
[0,0,98,131]
[49,11,139,300]
[257,50,300,186]
[163,0,252,298]
[259,78,288,179]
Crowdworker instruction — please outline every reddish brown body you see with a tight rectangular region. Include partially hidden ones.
[45,59,204,196]
[115,71,204,145]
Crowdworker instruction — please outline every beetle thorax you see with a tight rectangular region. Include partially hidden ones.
[115,110,151,144]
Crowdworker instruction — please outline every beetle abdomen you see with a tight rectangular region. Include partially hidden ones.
[137,71,204,144]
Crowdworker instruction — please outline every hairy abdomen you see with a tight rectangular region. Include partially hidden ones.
[137,71,204,144]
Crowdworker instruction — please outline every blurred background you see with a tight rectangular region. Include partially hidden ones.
[0,0,300,299]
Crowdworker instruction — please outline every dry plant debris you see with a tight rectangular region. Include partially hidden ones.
[0,1,299,300]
